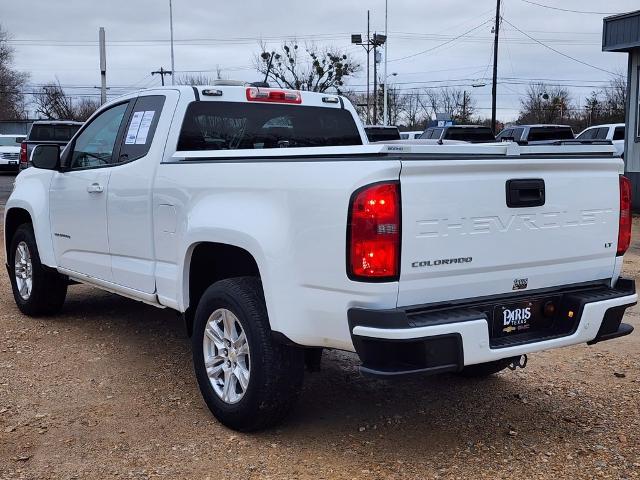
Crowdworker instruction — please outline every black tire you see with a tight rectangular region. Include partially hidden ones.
[192,277,304,431]
[458,359,512,378]
[8,223,67,316]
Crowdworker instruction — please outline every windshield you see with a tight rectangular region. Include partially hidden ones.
[29,124,81,142]
[0,136,24,147]
[178,102,362,150]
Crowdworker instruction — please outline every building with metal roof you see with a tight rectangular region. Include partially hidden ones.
[603,10,640,208]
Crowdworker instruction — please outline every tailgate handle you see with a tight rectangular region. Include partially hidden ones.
[506,179,545,208]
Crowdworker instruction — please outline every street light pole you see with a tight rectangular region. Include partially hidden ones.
[351,16,386,125]
[383,0,389,125]
[169,0,175,85]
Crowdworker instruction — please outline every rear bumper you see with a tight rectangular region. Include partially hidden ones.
[348,279,636,377]
[0,162,19,172]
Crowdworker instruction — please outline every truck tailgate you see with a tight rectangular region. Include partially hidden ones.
[398,156,621,307]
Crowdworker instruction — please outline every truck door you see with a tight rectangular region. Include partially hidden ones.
[49,101,132,282]
[107,93,175,294]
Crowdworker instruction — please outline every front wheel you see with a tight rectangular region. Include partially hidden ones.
[192,277,304,431]
[9,223,67,316]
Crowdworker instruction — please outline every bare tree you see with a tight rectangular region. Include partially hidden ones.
[73,97,100,121]
[176,73,219,86]
[255,41,360,92]
[424,87,476,124]
[33,82,74,119]
[400,91,427,129]
[518,83,573,124]
[0,25,29,120]
[33,81,99,121]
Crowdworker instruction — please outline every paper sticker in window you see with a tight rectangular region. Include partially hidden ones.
[125,111,144,144]
[135,111,156,145]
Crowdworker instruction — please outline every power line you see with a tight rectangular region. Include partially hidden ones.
[502,17,620,76]
[389,17,494,62]
[519,0,620,15]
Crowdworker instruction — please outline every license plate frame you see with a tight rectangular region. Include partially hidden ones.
[492,298,555,339]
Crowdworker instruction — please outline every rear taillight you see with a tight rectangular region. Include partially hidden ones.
[19,142,27,167]
[347,181,401,281]
[246,87,302,104]
[617,175,632,256]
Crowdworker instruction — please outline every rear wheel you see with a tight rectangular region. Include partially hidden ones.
[9,223,67,316]
[192,277,304,431]
[458,359,512,378]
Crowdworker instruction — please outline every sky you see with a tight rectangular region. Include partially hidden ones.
[2,0,638,121]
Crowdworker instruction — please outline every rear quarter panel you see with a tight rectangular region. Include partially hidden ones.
[153,157,402,350]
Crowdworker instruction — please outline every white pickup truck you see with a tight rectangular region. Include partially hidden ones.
[5,85,636,431]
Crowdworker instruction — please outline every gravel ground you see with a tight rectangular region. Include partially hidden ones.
[0,173,638,479]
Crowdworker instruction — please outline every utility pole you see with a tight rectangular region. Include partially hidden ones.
[98,27,107,105]
[152,67,173,86]
[462,90,468,123]
[373,36,378,124]
[169,0,175,85]
[491,0,501,134]
[383,0,389,125]
[366,11,370,124]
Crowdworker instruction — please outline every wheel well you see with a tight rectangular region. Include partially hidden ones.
[5,208,32,258]
[185,242,261,336]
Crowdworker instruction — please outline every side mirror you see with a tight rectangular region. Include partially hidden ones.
[31,144,61,170]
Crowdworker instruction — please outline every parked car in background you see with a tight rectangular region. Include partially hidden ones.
[20,120,83,169]
[496,125,574,144]
[0,134,26,173]
[400,130,423,140]
[577,123,625,157]
[364,125,401,142]
[419,125,496,143]
[5,85,636,431]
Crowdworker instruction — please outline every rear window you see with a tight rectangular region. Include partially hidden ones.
[177,102,362,151]
[0,136,24,147]
[419,128,442,140]
[443,127,495,142]
[613,126,625,141]
[365,127,400,142]
[527,127,574,142]
[29,124,81,142]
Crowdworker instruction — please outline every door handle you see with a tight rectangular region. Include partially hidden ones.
[87,183,104,194]
[506,179,545,208]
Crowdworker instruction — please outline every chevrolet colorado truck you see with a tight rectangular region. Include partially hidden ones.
[5,85,636,431]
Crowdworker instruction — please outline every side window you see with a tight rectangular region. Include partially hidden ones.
[577,128,595,140]
[118,95,166,163]
[497,129,511,140]
[595,127,609,140]
[613,126,625,141]
[512,128,524,141]
[70,103,129,169]
[433,128,443,139]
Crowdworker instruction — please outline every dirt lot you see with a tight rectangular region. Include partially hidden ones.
[0,173,639,479]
